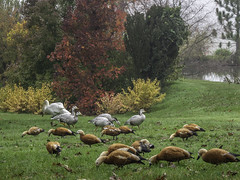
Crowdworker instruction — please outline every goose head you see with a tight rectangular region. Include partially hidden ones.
[113,117,120,124]
[43,100,49,107]
[197,148,207,160]
[75,111,82,116]
[139,109,146,115]
[95,156,107,167]
[48,129,55,136]
[76,130,85,135]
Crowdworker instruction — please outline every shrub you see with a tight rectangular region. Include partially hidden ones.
[0,83,55,114]
[121,78,166,112]
[213,49,232,61]
[95,92,128,115]
[214,48,232,57]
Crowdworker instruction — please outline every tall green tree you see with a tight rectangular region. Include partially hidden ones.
[124,5,188,82]
[215,0,240,64]
[17,0,62,88]
[0,0,21,85]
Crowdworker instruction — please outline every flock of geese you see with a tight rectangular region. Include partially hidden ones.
[22,100,240,169]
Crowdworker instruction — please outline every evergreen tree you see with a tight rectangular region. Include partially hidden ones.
[215,0,240,63]
[124,5,188,83]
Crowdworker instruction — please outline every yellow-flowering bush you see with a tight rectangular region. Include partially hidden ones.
[121,78,166,112]
[0,83,55,114]
[96,92,128,114]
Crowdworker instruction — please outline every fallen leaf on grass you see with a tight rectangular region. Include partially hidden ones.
[201,144,207,147]
[132,167,143,172]
[222,171,238,178]
[159,172,167,180]
[75,152,82,156]
[169,164,176,168]
[63,157,69,161]
[227,171,238,176]
[155,173,167,180]
[109,172,121,180]
[53,163,73,173]
[228,132,234,136]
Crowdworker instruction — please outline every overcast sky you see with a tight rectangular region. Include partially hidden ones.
[200,0,236,53]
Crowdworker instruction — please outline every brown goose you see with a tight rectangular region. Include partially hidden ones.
[149,146,193,166]
[95,149,145,168]
[131,139,154,153]
[183,123,205,132]
[107,143,138,155]
[119,126,135,134]
[169,128,197,141]
[48,127,75,138]
[46,141,61,156]
[22,127,44,137]
[101,127,121,140]
[76,130,105,147]
[197,148,240,165]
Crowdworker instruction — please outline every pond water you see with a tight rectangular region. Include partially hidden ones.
[182,65,240,82]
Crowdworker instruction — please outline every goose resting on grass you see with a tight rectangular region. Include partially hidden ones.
[124,109,146,128]
[42,100,70,117]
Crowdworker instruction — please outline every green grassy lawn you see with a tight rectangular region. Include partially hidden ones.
[0,79,240,180]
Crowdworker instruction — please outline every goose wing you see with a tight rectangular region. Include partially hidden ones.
[52,113,74,123]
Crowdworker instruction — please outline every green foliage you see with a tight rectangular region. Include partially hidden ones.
[7,0,63,88]
[214,48,232,57]
[106,50,133,92]
[1,79,240,180]
[95,92,128,115]
[122,78,166,112]
[0,83,55,114]
[124,5,188,83]
[0,0,21,84]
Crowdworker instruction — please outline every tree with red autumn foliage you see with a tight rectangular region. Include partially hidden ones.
[49,0,125,115]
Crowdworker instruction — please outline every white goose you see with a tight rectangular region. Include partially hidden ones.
[42,100,70,117]
[124,109,146,128]
[97,113,120,124]
[51,109,82,128]
[89,116,114,131]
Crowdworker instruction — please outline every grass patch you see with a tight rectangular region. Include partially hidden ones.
[0,79,240,179]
